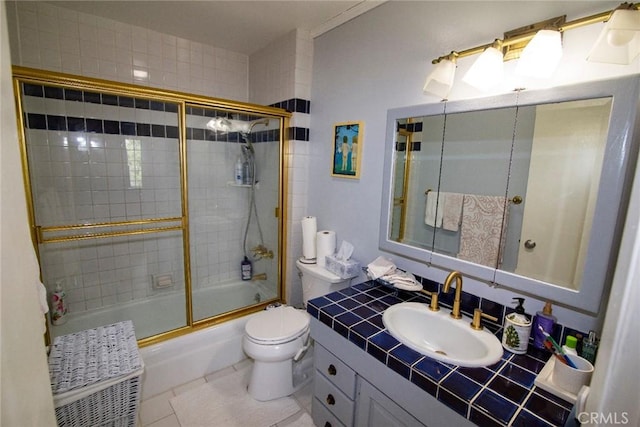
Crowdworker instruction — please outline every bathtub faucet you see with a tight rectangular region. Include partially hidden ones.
[251,245,273,260]
[252,273,267,281]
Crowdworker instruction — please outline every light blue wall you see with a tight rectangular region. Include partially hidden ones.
[308,1,637,331]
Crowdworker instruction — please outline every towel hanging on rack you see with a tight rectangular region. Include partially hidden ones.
[441,192,464,232]
[458,195,509,267]
[424,190,443,228]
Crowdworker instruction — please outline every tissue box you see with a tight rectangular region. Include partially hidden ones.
[325,255,361,279]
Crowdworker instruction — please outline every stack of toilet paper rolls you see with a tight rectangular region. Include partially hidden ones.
[301,216,336,267]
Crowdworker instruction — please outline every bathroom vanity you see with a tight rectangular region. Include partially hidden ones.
[308,282,573,426]
[311,325,472,427]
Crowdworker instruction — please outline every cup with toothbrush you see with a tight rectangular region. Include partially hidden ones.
[540,326,594,394]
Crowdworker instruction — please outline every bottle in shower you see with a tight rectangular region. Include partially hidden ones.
[242,158,253,185]
[51,280,68,325]
[234,156,244,185]
[241,256,253,281]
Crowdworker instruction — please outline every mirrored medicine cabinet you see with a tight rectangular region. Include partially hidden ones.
[380,75,640,314]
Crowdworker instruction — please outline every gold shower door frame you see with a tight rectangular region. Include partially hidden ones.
[12,66,291,347]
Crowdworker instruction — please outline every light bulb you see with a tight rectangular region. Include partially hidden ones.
[515,30,563,79]
[607,29,635,46]
[463,46,504,91]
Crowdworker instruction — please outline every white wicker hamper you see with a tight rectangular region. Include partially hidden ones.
[48,321,144,427]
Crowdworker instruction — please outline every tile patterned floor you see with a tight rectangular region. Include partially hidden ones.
[138,359,314,427]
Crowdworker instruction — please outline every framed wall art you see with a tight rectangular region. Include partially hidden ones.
[331,121,363,179]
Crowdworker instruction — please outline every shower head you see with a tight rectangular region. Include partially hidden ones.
[206,117,270,155]
[205,117,270,135]
[206,117,250,133]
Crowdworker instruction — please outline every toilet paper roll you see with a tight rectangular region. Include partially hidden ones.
[316,230,336,268]
[301,216,317,261]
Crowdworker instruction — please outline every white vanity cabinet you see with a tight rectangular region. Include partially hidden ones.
[312,344,357,426]
[313,343,421,427]
[355,376,424,427]
[310,317,474,427]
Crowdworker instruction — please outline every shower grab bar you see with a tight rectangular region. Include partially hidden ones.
[36,217,184,244]
[38,216,183,232]
[38,225,184,244]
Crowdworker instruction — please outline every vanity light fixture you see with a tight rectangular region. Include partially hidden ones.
[588,3,640,64]
[423,2,640,98]
[515,29,563,78]
[423,53,457,99]
[462,40,504,91]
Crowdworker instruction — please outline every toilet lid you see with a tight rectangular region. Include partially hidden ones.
[245,306,310,344]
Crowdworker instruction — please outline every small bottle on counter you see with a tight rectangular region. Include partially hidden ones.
[562,335,578,356]
[581,330,599,364]
[531,301,557,350]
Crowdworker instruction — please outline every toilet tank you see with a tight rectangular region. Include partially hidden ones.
[296,259,351,305]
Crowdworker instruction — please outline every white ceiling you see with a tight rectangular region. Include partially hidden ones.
[46,1,385,55]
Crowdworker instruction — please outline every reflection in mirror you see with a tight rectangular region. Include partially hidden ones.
[390,125,408,242]
[381,76,638,313]
[433,107,522,269]
[507,98,611,290]
[392,115,445,252]
[390,99,612,287]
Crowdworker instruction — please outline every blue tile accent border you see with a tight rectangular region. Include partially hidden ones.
[269,98,310,114]
[21,83,283,143]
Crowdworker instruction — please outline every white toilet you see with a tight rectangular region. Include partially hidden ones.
[242,259,351,401]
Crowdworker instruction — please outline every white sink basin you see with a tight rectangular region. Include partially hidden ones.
[382,302,503,368]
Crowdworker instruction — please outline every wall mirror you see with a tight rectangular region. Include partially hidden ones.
[380,76,639,313]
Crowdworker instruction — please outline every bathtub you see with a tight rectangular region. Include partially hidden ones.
[51,279,276,345]
[49,280,277,398]
[139,312,257,399]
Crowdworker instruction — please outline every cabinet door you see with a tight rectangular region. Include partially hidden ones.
[355,378,425,427]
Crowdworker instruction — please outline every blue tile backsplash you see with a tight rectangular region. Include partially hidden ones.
[307,280,577,427]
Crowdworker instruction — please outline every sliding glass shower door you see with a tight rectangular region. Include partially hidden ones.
[13,67,288,344]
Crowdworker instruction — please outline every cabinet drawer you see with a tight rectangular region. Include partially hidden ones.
[314,370,355,424]
[312,396,346,427]
[315,344,357,398]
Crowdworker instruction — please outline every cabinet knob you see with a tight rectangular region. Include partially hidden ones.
[327,364,337,376]
[524,239,536,249]
[326,394,335,405]
[324,422,332,427]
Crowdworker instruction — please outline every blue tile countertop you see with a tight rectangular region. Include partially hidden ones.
[307,281,574,427]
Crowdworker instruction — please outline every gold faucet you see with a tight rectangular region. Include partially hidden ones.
[419,290,440,312]
[251,273,267,281]
[251,245,274,260]
[443,271,463,319]
[470,308,498,330]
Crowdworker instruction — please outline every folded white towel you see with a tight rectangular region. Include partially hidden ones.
[382,271,422,291]
[367,256,396,279]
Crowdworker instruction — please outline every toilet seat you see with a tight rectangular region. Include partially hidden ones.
[245,306,310,345]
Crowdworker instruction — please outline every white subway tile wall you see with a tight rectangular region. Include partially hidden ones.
[9,1,313,309]
[249,29,314,306]
[8,2,249,101]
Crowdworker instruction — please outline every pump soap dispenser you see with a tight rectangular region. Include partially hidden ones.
[502,297,531,354]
